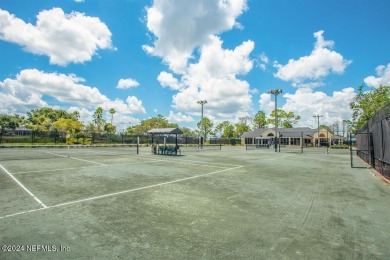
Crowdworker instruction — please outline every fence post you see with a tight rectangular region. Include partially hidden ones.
[369,133,375,168]
[349,133,353,168]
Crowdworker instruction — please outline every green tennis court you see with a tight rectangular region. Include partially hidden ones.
[0,146,389,259]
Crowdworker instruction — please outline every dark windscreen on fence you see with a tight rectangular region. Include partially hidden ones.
[356,102,390,180]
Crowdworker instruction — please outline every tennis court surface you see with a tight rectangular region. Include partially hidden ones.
[1,146,389,259]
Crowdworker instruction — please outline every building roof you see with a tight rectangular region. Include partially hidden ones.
[147,128,183,135]
[241,128,268,138]
[279,127,317,137]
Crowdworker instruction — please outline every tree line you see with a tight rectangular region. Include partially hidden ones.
[1,85,389,143]
[0,107,301,142]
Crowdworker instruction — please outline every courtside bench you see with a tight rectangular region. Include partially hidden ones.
[157,145,181,156]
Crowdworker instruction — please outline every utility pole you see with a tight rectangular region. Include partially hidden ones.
[313,115,323,147]
[268,89,283,152]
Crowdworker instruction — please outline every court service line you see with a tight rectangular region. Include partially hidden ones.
[138,155,242,168]
[12,159,163,175]
[44,151,108,166]
[0,165,243,220]
[138,157,229,169]
[0,164,47,209]
[68,156,108,166]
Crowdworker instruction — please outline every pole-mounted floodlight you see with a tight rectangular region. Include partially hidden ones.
[313,115,323,147]
[268,89,283,152]
[197,100,207,147]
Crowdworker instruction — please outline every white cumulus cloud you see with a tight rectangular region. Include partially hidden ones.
[0,8,114,66]
[259,87,356,128]
[117,78,140,89]
[0,69,146,123]
[364,63,390,88]
[274,30,351,87]
[167,111,194,123]
[170,36,255,120]
[157,72,182,91]
[143,0,247,73]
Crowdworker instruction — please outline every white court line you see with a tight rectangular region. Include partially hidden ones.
[138,157,230,169]
[0,165,243,220]
[138,154,242,168]
[44,151,108,166]
[0,164,47,209]
[12,157,226,175]
[68,156,108,166]
[13,158,165,175]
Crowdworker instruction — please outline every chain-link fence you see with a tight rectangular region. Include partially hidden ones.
[0,129,147,145]
[0,129,240,147]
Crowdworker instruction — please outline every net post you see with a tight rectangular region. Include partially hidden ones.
[326,131,329,154]
[137,137,140,155]
[67,145,70,158]
[301,131,303,154]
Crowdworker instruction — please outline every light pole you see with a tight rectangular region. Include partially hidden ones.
[197,100,207,147]
[313,115,323,147]
[268,89,283,152]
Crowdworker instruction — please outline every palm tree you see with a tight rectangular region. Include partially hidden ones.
[109,108,116,124]
[93,107,104,134]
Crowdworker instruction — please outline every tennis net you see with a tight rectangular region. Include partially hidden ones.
[180,144,222,151]
[0,144,139,161]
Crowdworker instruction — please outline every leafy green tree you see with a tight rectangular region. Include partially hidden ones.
[267,109,301,128]
[215,121,230,137]
[26,107,77,131]
[27,107,73,123]
[0,114,25,130]
[71,111,80,121]
[197,117,213,140]
[132,115,178,135]
[85,123,96,133]
[126,126,135,135]
[28,115,53,131]
[223,124,235,138]
[235,123,251,137]
[350,85,390,132]
[53,118,84,144]
[181,127,196,137]
[253,111,267,129]
[104,123,116,134]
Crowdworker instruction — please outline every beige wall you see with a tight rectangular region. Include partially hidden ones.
[243,128,344,146]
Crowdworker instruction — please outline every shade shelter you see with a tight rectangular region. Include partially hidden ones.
[147,128,183,155]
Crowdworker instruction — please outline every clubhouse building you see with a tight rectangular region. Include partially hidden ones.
[241,127,344,147]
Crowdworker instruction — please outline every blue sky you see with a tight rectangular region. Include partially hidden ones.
[1,0,389,131]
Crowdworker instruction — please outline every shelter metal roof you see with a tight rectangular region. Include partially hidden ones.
[147,128,183,135]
